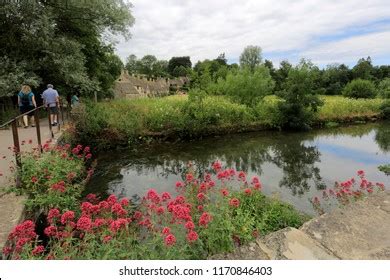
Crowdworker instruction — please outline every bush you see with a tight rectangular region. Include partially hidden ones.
[342,79,376,99]
[380,100,390,119]
[377,78,390,99]
[214,67,274,106]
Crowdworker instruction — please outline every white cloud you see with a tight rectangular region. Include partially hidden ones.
[115,0,390,66]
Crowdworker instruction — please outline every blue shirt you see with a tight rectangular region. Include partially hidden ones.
[42,88,59,107]
[18,92,34,107]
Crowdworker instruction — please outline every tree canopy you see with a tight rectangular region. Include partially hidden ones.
[0,0,134,98]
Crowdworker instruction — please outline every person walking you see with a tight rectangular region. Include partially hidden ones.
[17,85,37,128]
[42,84,60,126]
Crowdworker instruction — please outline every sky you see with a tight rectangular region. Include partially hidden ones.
[115,0,390,67]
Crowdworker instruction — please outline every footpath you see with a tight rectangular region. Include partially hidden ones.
[211,191,390,260]
[0,118,64,250]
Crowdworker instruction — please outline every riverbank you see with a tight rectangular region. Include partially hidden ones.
[67,95,385,150]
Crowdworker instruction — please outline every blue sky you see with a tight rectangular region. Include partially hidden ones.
[116,0,390,68]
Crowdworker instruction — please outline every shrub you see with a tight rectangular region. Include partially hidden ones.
[214,66,274,106]
[377,78,390,99]
[342,79,376,99]
[380,100,390,119]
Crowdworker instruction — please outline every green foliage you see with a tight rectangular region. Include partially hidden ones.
[377,78,390,99]
[378,164,390,176]
[277,60,324,130]
[352,57,374,80]
[380,100,390,119]
[318,96,383,121]
[214,67,274,106]
[0,0,134,98]
[168,57,192,77]
[239,45,262,71]
[342,79,377,99]
[321,63,350,95]
[15,146,87,211]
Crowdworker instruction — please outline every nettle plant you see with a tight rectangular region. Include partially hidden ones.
[4,162,306,260]
[311,170,385,214]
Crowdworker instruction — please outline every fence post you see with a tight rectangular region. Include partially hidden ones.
[34,109,42,153]
[11,119,22,187]
[47,107,54,138]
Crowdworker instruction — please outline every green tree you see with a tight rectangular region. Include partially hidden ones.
[342,79,376,99]
[352,57,374,80]
[274,60,292,92]
[321,63,350,95]
[277,59,324,130]
[125,54,138,74]
[215,66,274,106]
[239,45,262,71]
[168,57,192,77]
[377,78,390,99]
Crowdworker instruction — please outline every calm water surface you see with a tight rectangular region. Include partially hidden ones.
[87,122,390,215]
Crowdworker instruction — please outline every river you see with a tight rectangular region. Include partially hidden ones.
[86,122,390,215]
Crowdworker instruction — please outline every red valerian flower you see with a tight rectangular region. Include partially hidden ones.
[161,192,171,201]
[103,235,112,243]
[120,198,130,207]
[164,234,176,246]
[199,212,212,227]
[175,181,185,188]
[156,206,165,215]
[31,176,38,183]
[238,171,246,181]
[197,192,206,201]
[186,173,194,182]
[60,211,75,225]
[212,161,222,172]
[83,146,91,154]
[98,201,110,210]
[146,189,160,204]
[220,188,229,197]
[86,193,97,202]
[244,188,252,195]
[229,198,240,208]
[93,218,106,228]
[32,245,45,256]
[85,153,92,160]
[162,227,171,235]
[47,208,60,223]
[44,226,57,237]
[186,231,199,243]
[185,221,195,231]
[76,216,92,231]
[357,170,365,177]
[133,211,143,220]
[107,194,117,205]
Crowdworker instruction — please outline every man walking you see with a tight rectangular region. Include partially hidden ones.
[42,84,60,126]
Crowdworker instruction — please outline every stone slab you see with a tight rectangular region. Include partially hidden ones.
[301,192,390,259]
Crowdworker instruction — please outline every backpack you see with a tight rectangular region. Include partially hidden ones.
[21,93,31,106]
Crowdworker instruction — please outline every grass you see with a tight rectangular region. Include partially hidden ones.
[69,94,386,149]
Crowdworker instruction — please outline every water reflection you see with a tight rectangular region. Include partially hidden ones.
[87,122,389,214]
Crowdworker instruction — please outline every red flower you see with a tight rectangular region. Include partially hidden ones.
[61,211,75,225]
[103,235,112,243]
[44,226,57,237]
[357,170,365,176]
[199,212,212,227]
[229,198,240,208]
[175,181,185,188]
[238,171,246,181]
[32,245,45,256]
[111,203,125,215]
[107,194,117,205]
[186,231,199,243]
[197,192,206,201]
[120,198,129,207]
[161,192,171,201]
[185,221,195,231]
[220,188,229,196]
[164,234,176,246]
[162,227,171,235]
[133,211,143,220]
[83,146,91,154]
[212,161,222,172]
[86,193,97,202]
[146,189,160,203]
[186,173,194,182]
[197,205,204,212]
[244,188,252,195]
[93,218,106,228]
[31,176,38,183]
[48,208,60,223]
[85,153,92,160]
[76,216,92,231]
[156,206,165,215]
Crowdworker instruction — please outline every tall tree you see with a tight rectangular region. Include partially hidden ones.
[168,57,192,77]
[239,45,262,71]
[125,54,138,74]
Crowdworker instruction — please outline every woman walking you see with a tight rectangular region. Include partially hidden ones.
[18,85,37,128]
